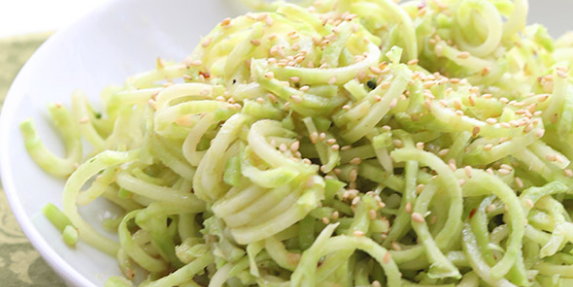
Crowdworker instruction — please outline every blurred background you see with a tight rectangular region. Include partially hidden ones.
[2,0,573,38]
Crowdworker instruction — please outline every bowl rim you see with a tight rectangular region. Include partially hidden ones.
[0,1,124,286]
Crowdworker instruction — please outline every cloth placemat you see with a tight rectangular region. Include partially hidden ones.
[0,32,65,287]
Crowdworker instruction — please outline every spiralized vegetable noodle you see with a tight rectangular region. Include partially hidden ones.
[21,0,573,286]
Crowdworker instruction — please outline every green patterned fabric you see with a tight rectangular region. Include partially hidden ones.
[0,32,65,287]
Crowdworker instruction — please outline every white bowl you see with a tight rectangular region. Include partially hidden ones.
[0,0,247,286]
[2,0,573,286]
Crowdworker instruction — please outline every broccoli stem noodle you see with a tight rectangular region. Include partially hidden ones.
[21,0,573,286]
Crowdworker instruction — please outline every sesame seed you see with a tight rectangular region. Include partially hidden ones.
[565,169,573,177]
[202,37,212,47]
[455,110,464,116]
[374,95,382,102]
[79,116,89,124]
[342,105,351,111]
[350,157,362,165]
[380,82,391,89]
[545,154,558,162]
[332,144,340,151]
[486,204,496,213]
[472,126,480,137]
[368,209,377,220]
[500,122,511,128]
[389,98,398,109]
[300,85,310,92]
[438,149,449,157]
[459,179,466,186]
[448,161,457,172]
[279,143,288,152]
[407,59,419,65]
[483,144,493,151]
[302,158,312,164]
[558,70,568,78]
[515,177,524,188]
[411,212,425,223]
[352,197,361,206]
[391,241,402,251]
[393,139,404,148]
[536,129,545,138]
[369,66,383,74]
[349,169,358,182]
[326,138,337,145]
[405,202,412,213]
[521,199,534,210]
[486,118,497,125]
[319,133,326,141]
[457,52,470,59]
[310,132,319,144]
[372,280,382,287]
[265,72,274,79]
[416,142,425,150]
[332,211,339,220]
[290,95,303,103]
[328,76,337,85]
[290,76,300,83]
[464,166,472,178]
[383,252,392,264]
[416,184,425,194]
[498,169,511,175]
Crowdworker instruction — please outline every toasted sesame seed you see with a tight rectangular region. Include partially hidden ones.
[545,154,558,162]
[486,118,497,125]
[349,169,358,182]
[342,105,351,111]
[464,166,472,178]
[405,202,412,213]
[515,177,524,188]
[352,196,361,206]
[332,144,340,151]
[290,95,303,103]
[472,126,480,137]
[411,212,425,223]
[350,157,362,165]
[498,169,511,175]
[416,184,425,194]
[416,142,424,150]
[326,138,337,145]
[407,59,419,65]
[202,37,212,47]
[438,149,449,157]
[393,139,404,148]
[369,66,383,74]
[382,251,392,264]
[483,144,493,151]
[308,132,319,144]
[389,98,398,109]
[279,143,288,152]
[457,52,470,59]
[368,209,377,220]
[448,161,457,172]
